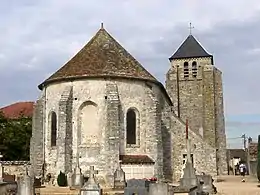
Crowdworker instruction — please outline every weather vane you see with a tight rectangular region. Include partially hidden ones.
[189,22,194,35]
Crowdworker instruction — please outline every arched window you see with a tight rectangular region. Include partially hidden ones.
[192,61,197,78]
[51,112,57,147]
[78,101,99,145]
[183,62,189,78]
[126,109,137,144]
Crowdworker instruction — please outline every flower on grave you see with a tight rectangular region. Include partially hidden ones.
[149,177,157,181]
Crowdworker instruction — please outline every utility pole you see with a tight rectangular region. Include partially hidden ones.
[242,134,250,175]
[242,134,246,150]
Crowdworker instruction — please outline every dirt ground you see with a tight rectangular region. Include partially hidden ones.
[214,175,260,195]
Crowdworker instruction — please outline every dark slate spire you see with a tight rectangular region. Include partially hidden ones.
[169,35,212,60]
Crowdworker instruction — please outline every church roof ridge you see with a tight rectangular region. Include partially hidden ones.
[169,34,212,60]
[38,25,159,90]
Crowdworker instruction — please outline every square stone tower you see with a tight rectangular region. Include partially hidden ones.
[166,34,227,175]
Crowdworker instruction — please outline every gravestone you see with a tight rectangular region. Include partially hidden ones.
[177,137,200,195]
[67,171,73,187]
[180,161,198,187]
[173,185,198,195]
[113,160,126,189]
[17,167,35,195]
[72,154,84,188]
[149,182,169,195]
[80,166,101,195]
[197,174,217,194]
[34,177,41,188]
[124,179,150,195]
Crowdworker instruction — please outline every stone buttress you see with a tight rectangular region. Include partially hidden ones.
[30,90,46,178]
[145,87,164,180]
[56,86,73,174]
[105,83,121,186]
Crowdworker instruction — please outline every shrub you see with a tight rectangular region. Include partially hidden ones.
[257,135,260,182]
[57,171,67,187]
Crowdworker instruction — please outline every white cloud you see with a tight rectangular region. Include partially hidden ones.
[1,0,260,119]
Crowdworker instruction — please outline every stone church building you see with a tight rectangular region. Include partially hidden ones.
[30,24,227,186]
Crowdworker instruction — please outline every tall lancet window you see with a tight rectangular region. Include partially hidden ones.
[184,62,189,78]
[192,61,197,78]
[51,112,57,147]
[126,109,137,144]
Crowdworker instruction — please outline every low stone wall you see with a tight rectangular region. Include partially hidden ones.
[1,161,30,180]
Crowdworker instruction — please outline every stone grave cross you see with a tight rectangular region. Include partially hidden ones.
[80,166,100,195]
[72,152,83,188]
[179,119,198,187]
[87,166,98,182]
[118,160,122,169]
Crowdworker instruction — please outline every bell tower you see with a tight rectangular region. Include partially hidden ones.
[166,33,227,175]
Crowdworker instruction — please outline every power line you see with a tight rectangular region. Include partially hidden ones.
[227,137,244,140]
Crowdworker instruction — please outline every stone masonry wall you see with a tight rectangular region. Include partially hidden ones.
[30,90,45,178]
[214,68,228,175]
[170,113,217,182]
[166,56,228,176]
[43,78,167,186]
[166,57,211,135]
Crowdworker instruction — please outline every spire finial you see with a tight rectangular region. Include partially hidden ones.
[189,22,194,35]
[101,22,104,29]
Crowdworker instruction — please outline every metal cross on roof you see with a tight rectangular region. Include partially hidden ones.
[189,22,194,35]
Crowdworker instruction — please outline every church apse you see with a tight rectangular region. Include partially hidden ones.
[77,101,100,147]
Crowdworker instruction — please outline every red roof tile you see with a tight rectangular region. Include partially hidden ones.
[119,155,154,164]
[0,102,34,119]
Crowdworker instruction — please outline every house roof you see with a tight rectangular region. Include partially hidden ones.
[227,149,246,161]
[119,155,154,164]
[169,35,212,60]
[38,25,158,90]
[0,102,34,119]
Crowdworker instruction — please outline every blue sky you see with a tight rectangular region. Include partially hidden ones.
[0,0,260,147]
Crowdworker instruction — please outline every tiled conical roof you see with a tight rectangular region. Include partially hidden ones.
[169,35,212,60]
[39,26,158,89]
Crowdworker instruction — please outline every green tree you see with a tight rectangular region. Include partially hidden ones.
[0,111,32,161]
[257,135,260,182]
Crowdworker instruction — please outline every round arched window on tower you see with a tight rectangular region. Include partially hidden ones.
[192,61,197,78]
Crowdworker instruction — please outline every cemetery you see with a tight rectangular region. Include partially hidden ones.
[0,131,221,195]
[0,159,218,195]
